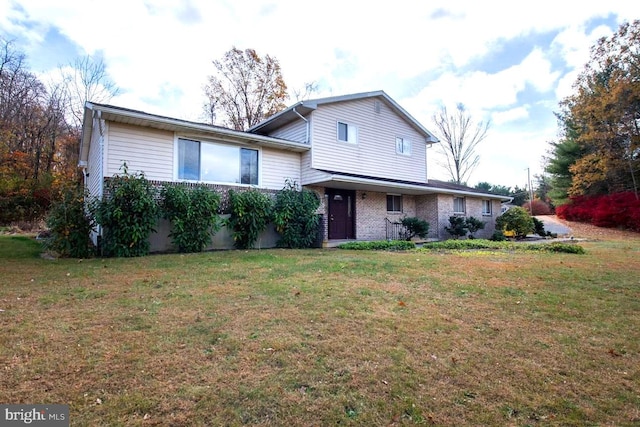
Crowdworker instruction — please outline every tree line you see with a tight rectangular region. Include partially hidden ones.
[0,38,118,224]
[546,20,639,205]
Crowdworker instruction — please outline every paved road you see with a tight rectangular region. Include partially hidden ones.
[535,215,572,236]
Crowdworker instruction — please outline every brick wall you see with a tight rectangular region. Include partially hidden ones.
[303,184,500,242]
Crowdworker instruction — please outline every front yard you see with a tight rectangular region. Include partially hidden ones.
[0,228,638,426]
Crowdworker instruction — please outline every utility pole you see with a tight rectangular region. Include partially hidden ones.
[527,168,534,216]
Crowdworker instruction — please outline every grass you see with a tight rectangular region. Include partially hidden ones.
[1,233,639,426]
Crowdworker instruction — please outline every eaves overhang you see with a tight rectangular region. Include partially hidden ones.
[305,171,510,201]
[79,102,310,165]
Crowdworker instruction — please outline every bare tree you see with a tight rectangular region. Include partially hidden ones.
[432,103,490,185]
[203,47,288,130]
[60,54,119,129]
[292,81,318,102]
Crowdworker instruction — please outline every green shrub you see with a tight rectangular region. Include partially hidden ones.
[94,165,159,257]
[532,217,547,237]
[273,180,320,248]
[161,184,222,253]
[45,185,95,258]
[496,206,534,239]
[400,217,430,240]
[227,189,273,249]
[419,239,585,254]
[490,230,507,241]
[539,243,585,254]
[465,216,486,239]
[337,240,416,250]
[445,216,468,239]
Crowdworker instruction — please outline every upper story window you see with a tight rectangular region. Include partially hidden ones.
[453,197,465,214]
[396,137,411,155]
[177,138,258,185]
[482,200,492,216]
[387,194,403,212]
[337,121,357,144]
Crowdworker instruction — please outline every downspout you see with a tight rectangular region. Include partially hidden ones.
[96,109,104,201]
[292,107,309,144]
[95,109,105,248]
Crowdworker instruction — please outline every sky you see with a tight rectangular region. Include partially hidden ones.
[1,0,637,188]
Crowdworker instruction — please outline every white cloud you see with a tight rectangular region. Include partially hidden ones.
[2,0,638,185]
[492,106,530,125]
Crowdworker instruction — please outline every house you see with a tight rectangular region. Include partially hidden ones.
[79,91,508,251]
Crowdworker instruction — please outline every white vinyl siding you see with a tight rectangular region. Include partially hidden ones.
[269,119,308,143]
[106,123,174,180]
[311,98,427,182]
[87,117,104,200]
[300,150,328,185]
[261,148,301,189]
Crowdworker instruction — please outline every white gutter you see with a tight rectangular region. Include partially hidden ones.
[307,173,509,201]
[88,103,310,152]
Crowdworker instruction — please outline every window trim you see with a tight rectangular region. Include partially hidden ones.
[395,137,411,156]
[174,136,261,186]
[386,194,403,213]
[453,196,466,214]
[482,199,492,216]
[336,121,357,144]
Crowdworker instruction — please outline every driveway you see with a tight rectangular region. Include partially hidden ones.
[535,215,572,236]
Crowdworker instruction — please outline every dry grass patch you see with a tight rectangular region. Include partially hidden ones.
[0,235,639,425]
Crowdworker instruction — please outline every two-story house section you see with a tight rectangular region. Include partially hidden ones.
[249,91,506,243]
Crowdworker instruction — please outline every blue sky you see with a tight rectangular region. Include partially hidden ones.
[1,0,636,188]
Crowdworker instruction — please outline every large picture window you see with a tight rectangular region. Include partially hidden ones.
[177,138,258,185]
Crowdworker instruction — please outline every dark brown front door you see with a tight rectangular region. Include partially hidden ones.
[328,189,355,239]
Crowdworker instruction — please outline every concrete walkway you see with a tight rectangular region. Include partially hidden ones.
[535,215,572,236]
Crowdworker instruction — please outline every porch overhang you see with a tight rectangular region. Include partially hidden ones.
[304,171,510,201]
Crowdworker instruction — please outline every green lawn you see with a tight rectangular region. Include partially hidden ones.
[0,234,639,426]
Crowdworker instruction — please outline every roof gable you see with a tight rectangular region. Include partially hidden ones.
[249,90,439,143]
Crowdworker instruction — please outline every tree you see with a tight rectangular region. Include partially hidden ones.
[510,185,529,206]
[474,182,512,196]
[432,103,490,184]
[60,54,120,129]
[545,138,583,206]
[203,47,288,130]
[551,20,640,200]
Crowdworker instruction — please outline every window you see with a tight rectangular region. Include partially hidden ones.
[395,137,411,155]
[482,200,492,216]
[387,194,403,212]
[337,121,357,144]
[453,197,465,214]
[177,138,258,185]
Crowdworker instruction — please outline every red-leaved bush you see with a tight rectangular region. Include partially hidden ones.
[523,199,553,215]
[556,192,640,231]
